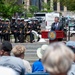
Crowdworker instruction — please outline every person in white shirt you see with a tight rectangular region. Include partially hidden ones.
[12,45,32,73]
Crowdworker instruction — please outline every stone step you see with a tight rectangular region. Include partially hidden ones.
[25,50,37,52]
[12,42,48,46]
[26,58,38,63]
[25,56,38,59]
[25,54,37,57]
[12,43,49,65]
[25,51,36,54]
[12,43,49,50]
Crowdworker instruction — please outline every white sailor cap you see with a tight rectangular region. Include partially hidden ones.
[12,17,16,20]
[17,18,21,21]
[6,19,10,22]
[21,18,24,20]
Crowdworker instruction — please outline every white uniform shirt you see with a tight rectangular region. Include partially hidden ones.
[22,59,32,73]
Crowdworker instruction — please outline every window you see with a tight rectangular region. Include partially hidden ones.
[53,1,57,11]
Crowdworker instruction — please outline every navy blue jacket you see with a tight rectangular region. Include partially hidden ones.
[51,22,63,31]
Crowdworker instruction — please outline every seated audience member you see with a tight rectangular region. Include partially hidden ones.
[0,41,25,75]
[66,41,75,75]
[42,42,74,75]
[12,45,32,73]
[32,44,48,73]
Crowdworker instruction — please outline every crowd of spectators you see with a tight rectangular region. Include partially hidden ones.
[0,41,75,75]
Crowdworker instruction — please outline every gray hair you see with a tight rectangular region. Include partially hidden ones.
[55,17,59,20]
[12,45,26,57]
[42,42,74,74]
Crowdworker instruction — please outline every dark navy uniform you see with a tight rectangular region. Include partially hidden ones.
[16,18,22,42]
[10,18,19,43]
[18,22,25,43]
[24,22,28,41]
[34,20,41,34]
[1,19,5,42]
[0,20,3,42]
[36,24,41,34]
[26,24,34,43]
[2,23,10,41]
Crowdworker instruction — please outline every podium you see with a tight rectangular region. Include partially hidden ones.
[41,31,65,43]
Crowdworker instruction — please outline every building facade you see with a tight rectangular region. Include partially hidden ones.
[17,0,24,5]
[24,0,67,13]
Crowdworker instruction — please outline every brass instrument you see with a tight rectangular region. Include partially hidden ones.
[20,28,22,33]
[3,30,6,33]
[5,24,11,34]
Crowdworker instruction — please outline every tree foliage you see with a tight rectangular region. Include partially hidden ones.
[0,0,24,18]
[29,5,39,14]
[62,0,75,11]
[42,2,50,10]
[56,0,75,11]
[42,1,53,12]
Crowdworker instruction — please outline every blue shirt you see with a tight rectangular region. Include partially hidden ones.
[32,59,44,73]
[0,56,25,75]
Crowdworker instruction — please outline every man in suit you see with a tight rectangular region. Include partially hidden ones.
[51,17,63,31]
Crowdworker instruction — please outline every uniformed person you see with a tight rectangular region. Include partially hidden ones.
[33,20,37,31]
[20,18,25,35]
[10,17,18,43]
[31,20,35,30]
[0,18,3,42]
[25,22,34,43]
[16,18,21,42]
[2,19,10,41]
[36,24,41,34]
[34,20,41,34]
[18,18,25,43]
[24,21,29,42]
[1,19,5,42]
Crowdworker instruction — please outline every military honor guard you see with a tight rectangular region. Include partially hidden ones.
[2,19,10,41]
[0,18,3,42]
[10,17,18,43]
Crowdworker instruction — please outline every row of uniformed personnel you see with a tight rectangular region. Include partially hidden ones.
[0,18,41,43]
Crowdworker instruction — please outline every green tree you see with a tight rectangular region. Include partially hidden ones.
[55,0,75,11]
[42,2,50,10]
[29,5,39,14]
[0,0,24,18]
[62,0,75,11]
[42,1,52,12]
